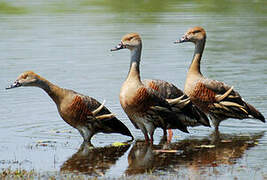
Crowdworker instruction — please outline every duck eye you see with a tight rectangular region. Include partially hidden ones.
[22,74,28,79]
[128,37,134,41]
[193,30,201,34]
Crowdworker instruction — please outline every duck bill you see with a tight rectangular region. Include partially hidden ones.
[174,36,188,44]
[110,43,124,51]
[6,81,22,90]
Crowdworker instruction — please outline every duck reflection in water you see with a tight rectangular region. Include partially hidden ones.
[60,142,130,176]
[126,131,264,176]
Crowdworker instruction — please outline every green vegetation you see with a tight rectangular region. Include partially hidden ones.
[0,2,27,14]
[0,0,266,23]
[0,0,266,16]
[0,168,35,179]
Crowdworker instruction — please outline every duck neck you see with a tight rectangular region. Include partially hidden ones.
[127,46,142,83]
[188,39,206,76]
[37,77,65,105]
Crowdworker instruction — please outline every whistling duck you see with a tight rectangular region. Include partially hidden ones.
[6,71,133,144]
[111,33,192,144]
[175,26,265,130]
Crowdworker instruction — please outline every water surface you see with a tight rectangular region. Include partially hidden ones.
[0,0,266,179]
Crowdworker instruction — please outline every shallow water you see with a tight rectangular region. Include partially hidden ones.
[0,0,267,179]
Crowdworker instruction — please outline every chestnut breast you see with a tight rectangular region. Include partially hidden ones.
[58,94,92,128]
[120,81,152,114]
[184,74,200,96]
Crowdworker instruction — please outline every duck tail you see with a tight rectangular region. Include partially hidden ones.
[246,102,265,122]
[104,117,134,139]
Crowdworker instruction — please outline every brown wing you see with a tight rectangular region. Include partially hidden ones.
[198,79,265,122]
[137,86,188,132]
[143,79,184,99]
[68,92,133,137]
[199,78,248,106]
[133,86,172,112]
[143,79,210,127]
[202,79,232,95]
[80,96,112,116]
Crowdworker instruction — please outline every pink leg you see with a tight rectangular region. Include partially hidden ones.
[149,129,154,145]
[150,136,154,144]
[167,129,173,143]
[144,134,150,144]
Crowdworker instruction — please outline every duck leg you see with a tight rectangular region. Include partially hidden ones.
[167,129,173,144]
[215,125,219,132]
[144,134,149,144]
[77,126,94,145]
[210,116,220,132]
[145,123,155,144]
[150,136,154,144]
[163,129,167,137]
[148,130,154,144]
[139,125,150,143]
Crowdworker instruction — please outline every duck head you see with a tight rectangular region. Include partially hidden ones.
[6,71,40,89]
[111,33,142,51]
[175,26,206,44]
